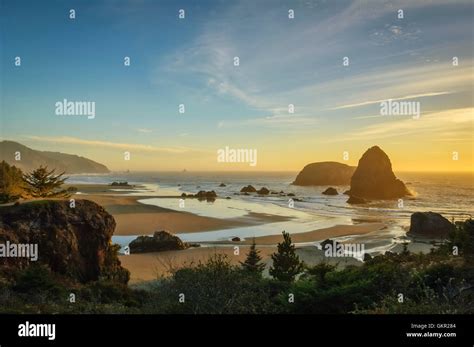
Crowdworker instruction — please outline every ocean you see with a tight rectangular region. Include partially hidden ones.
[67,171,474,254]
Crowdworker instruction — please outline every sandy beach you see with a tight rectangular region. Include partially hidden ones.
[69,184,386,283]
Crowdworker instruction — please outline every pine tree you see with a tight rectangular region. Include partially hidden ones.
[270,231,304,282]
[240,238,265,275]
[23,166,69,198]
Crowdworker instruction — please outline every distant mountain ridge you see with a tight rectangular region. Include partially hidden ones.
[0,140,109,174]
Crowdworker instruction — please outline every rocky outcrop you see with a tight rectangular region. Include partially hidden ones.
[322,187,338,195]
[408,212,454,238]
[0,200,129,283]
[257,187,270,195]
[292,162,356,186]
[129,230,189,253]
[240,185,257,193]
[347,196,367,204]
[348,146,410,200]
[195,190,217,199]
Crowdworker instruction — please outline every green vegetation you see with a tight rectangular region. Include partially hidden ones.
[23,165,69,198]
[269,231,304,282]
[240,238,266,275]
[0,220,473,314]
[0,161,25,203]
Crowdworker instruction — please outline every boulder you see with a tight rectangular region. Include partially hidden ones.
[231,237,241,242]
[293,162,356,186]
[257,187,270,195]
[322,187,338,195]
[0,200,129,283]
[195,190,217,198]
[240,185,257,193]
[287,193,295,197]
[219,183,226,187]
[320,239,341,251]
[348,146,410,199]
[129,230,189,253]
[347,196,367,204]
[408,212,454,238]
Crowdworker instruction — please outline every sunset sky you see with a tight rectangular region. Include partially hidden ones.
[1,0,473,172]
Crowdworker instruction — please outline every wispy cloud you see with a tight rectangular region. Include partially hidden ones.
[23,136,196,154]
[329,107,474,142]
[330,91,455,110]
[136,128,152,133]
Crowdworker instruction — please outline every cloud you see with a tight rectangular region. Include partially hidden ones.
[329,107,474,142]
[331,91,455,110]
[136,128,152,133]
[23,136,196,154]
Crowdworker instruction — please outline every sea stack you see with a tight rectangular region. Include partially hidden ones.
[292,162,356,186]
[348,146,410,200]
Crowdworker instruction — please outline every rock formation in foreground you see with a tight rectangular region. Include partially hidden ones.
[408,212,454,238]
[322,187,338,195]
[129,230,190,253]
[0,200,129,283]
[347,146,410,200]
[292,162,356,186]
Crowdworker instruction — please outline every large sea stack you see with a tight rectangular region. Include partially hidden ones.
[293,162,356,186]
[348,146,410,200]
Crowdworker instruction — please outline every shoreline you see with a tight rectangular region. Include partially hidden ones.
[67,183,395,284]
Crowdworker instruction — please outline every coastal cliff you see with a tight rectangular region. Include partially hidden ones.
[0,199,129,283]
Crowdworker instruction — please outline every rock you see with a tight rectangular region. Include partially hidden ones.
[322,187,338,195]
[129,230,189,253]
[195,190,217,199]
[287,193,295,197]
[408,212,454,238]
[257,187,270,195]
[226,196,231,199]
[343,190,350,195]
[320,239,341,251]
[349,146,410,199]
[181,193,187,197]
[231,237,241,242]
[240,185,257,193]
[219,183,226,187]
[0,200,129,283]
[293,162,356,186]
[347,196,367,204]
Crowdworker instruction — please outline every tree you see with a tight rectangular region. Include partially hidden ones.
[270,231,304,282]
[240,238,266,275]
[23,166,69,198]
[0,161,25,202]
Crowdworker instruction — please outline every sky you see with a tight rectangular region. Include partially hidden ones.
[1,0,473,172]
